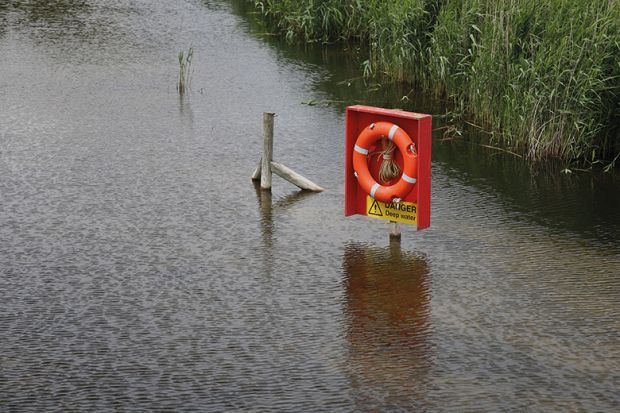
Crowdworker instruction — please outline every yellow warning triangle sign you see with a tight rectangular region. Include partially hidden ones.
[368,199,383,216]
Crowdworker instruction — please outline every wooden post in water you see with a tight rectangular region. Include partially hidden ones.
[389,221,401,240]
[252,112,324,192]
[260,112,274,190]
[271,161,324,192]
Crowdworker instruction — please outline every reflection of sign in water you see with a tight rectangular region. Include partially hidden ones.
[365,196,417,225]
[342,243,431,410]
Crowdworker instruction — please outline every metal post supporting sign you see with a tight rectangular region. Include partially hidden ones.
[344,105,432,231]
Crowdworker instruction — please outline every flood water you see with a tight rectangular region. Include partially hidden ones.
[1,0,619,411]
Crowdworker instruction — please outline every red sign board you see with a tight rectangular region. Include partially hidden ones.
[345,105,432,230]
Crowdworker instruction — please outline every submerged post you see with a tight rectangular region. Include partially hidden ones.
[389,221,401,240]
[260,112,275,190]
[251,112,324,192]
[271,161,324,192]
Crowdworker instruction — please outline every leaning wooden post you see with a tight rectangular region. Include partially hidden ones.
[251,112,324,192]
[260,112,275,190]
[271,161,324,192]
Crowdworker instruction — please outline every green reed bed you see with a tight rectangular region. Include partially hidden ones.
[251,0,620,167]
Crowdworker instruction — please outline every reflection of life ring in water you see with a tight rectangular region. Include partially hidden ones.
[343,242,430,340]
[353,122,418,203]
[342,243,431,409]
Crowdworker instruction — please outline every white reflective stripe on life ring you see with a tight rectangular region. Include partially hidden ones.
[370,183,380,198]
[388,124,399,141]
[354,144,369,155]
[402,173,417,184]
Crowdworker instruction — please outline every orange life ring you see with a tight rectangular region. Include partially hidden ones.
[353,121,418,203]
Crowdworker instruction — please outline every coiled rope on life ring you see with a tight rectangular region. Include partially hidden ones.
[352,121,418,203]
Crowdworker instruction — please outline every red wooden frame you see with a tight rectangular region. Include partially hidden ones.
[345,105,432,230]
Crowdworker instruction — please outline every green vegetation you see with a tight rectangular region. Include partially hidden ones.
[250,0,620,167]
[177,47,193,96]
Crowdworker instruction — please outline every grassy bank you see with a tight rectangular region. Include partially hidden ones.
[250,0,620,167]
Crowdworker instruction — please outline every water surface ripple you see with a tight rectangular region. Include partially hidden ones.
[1,0,619,411]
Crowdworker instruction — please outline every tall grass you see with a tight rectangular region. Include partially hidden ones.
[251,0,620,165]
[177,47,193,95]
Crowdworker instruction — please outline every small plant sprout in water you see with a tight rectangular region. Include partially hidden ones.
[177,47,193,95]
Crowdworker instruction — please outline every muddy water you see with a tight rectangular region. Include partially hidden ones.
[1,0,619,411]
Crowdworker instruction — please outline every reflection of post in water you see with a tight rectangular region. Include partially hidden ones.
[342,241,432,409]
[253,181,313,262]
[178,92,195,126]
